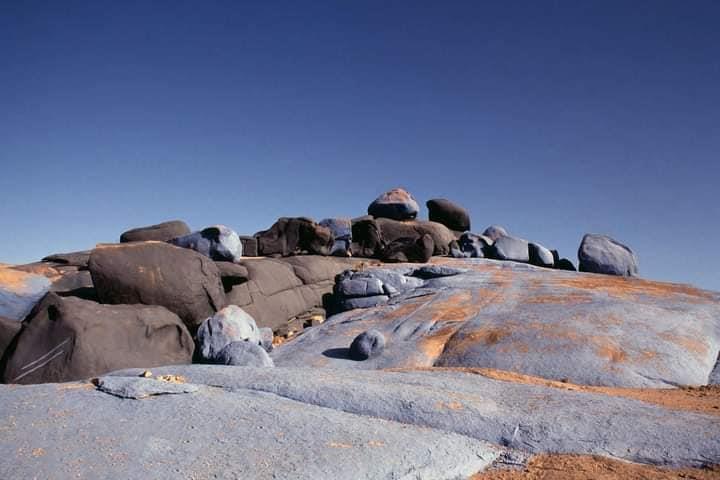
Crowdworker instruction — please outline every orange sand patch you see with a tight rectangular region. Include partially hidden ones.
[470,454,720,480]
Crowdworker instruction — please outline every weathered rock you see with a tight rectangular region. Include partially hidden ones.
[170,225,242,263]
[529,242,554,268]
[41,250,91,268]
[88,242,225,330]
[255,217,334,257]
[332,269,424,312]
[349,330,386,360]
[96,376,200,399]
[452,232,492,258]
[376,218,456,256]
[556,258,577,271]
[367,187,420,220]
[0,315,21,360]
[196,305,261,362]
[119,220,191,243]
[3,293,193,384]
[482,225,509,242]
[579,233,639,277]
[489,235,530,263]
[319,218,352,257]
[0,267,51,321]
[215,341,274,367]
[273,258,720,389]
[214,261,249,292]
[426,198,471,232]
[383,233,434,263]
[239,235,259,257]
[259,327,274,352]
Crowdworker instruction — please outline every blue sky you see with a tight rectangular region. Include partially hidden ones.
[1,1,719,290]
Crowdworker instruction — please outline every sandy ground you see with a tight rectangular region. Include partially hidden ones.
[471,454,720,479]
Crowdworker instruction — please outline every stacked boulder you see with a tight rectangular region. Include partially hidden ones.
[368,188,419,220]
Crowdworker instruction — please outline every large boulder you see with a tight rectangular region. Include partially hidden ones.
[215,341,274,367]
[3,293,193,384]
[119,220,191,243]
[351,217,455,260]
[367,188,419,221]
[482,225,509,242]
[255,217,334,257]
[0,267,51,321]
[488,235,530,263]
[382,234,434,263]
[88,242,225,331]
[170,225,242,263]
[451,232,492,258]
[196,305,261,362]
[426,198,471,232]
[319,218,352,257]
[0,315,21,360]
[578,234,639,277]
[529,242,554,268]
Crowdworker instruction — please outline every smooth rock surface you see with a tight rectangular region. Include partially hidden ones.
[579,233,639,277]
[426,198,471,232]
[489,236,530,263]
[349,330,386,360]
[274,258,720,388]
[215,341,274,367]
[0,267,51,321]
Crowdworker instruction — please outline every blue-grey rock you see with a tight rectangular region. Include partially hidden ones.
[482,225,509,242]
[452,232,492,258]
[319,218,352,257]
[339,295,390,311]
[196,305,260,361]
[367,188,420,220]
[411,265,466,279]
[96,376,199,399]
[579,233,639,277]
[0,267,51,321]
[490,236,530,263]
[170,224,242,263]
[349,330,386,360]
[215,341,274,367]
[259,327,274,352]
[528,242,554,268]
[336,277,385,298]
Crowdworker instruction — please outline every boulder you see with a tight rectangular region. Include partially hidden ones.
[319,218,352,257]
[451,232,492,258]
[367,188,419,220]
[88,242,225,331]
[529,242,554,268]
[332,269,423,312]
[259,327,274,352]
[351,217,384,258]
[170,225,242,263]
[578,234,639,277]
[426,198,471,232]
[349,330,386,360]
[119,220,191,243]
[215,341,274,367]
[482,225,509,242]
[556,258,577,271]
[0,267,51,321]
[239,236,259,257]
[382,234,434,263]
[376,218,455,256]
[489,236,530,263]
[3,293,193,384]
[255,217,334,257]
[196,305,261,362]
[0,315,21,360]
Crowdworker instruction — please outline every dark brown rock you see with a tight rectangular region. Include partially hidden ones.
[426,198,471,232]
[119,220,191,243]
[255,217,334,257]
[0,315,21,361]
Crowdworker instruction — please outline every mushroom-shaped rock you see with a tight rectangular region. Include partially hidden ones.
[0,267,51,321]
[88,242,225,331]
[196,305,261,362]
[3,293,193,384]
[170,225,242,263]
[482,225,509,242]
[426,198,471,232]
[368,188,419,221]
[578,234,639,277]
[216,341,274,367]
[349,330,386,360]
[319,218,352,257]
[120,220,191,243]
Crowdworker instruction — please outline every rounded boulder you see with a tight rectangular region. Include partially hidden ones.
[368,188,419,221]
[426,198,470,232]
[349,329,386,361]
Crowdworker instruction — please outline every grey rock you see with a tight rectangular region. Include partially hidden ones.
[170,224,242,263]
[452,232,492,258]
[579,233,639,277]
[528,242,554,268]
[96,376,199,399]
[411,265,466,279]
[0,267,51,321]
[259,327,274,352]
[336,277,385,298]
[196,305,260,361]
[349,330,386,360]
[215,341,274,367]
[490,236,530,263]
[482,225,509,242]
[339,295,390,311]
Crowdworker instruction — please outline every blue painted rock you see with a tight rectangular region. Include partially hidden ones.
[196,305,261,362]
[482,225,509,242]
[426,198,471,232]
[578,233,639,277]
[0,267,51,321]
[319,218,352,257]
[3,293,193,384]
[119,220,191,243]
[215,341,274,367]
[368,188,419,221]
[349,330,386,360]
[170,224,242,263]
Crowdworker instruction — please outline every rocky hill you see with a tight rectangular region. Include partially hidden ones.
[1,188,718,479]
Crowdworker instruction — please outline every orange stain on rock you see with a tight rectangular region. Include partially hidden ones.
[552,275,716,303]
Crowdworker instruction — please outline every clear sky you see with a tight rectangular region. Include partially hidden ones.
[1,1,719,290]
